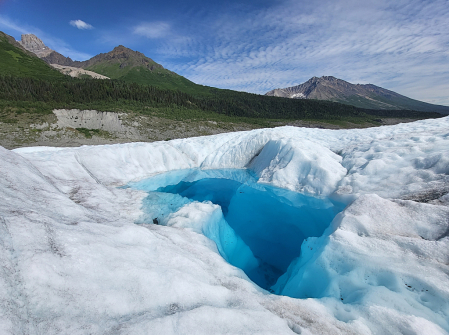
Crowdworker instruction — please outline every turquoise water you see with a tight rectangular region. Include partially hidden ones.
[129,169,345,291]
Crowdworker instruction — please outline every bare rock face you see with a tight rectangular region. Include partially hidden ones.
[265,76,449,113]
[53,109,129,133]
[50,64,110,79]
[42,51,76,66]
[18,34,53,58]
[266,76,363,100]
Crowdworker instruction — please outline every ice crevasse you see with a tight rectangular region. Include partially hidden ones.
[0,116,448,334]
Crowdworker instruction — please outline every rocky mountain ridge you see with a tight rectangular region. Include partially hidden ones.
[266,76,449,114]
[19,33,197,91]
[18,34,53,58]
[40,44,165,72]
[17,34,163,75]
[16,34,163,80]
[42,50,76,66]
[17,33,164,73]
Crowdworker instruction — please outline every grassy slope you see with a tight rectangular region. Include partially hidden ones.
[367,94,449,114]
[86,62,212,96]
[0,33,65,80]
[333,92,449,114]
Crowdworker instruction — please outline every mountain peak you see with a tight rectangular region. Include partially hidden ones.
[78,45,164,71]
[265,76,449,113]
[18,34,53,57]
[308,76,341,83]
[111,45,135,55]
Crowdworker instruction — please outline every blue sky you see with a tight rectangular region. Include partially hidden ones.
[1,0,448,105]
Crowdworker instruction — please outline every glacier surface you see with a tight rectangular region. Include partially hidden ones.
[129,168,345,290]
[0,116,448,334]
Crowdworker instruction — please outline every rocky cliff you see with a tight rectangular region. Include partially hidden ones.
[18,34,53,58]
[42,51,76,66]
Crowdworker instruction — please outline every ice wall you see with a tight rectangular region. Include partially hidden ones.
[15,116,449,199]
[164,201,259,272]
[274,194,449,333]
[249,138,346,195]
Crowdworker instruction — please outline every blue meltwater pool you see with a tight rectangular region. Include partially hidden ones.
[128,169,346,292]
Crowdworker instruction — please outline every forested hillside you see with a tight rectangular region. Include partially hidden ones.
[1,76,442,121]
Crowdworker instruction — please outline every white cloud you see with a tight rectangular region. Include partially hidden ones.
[70,20,93,30]
[156,0,449,105]
[133,22,170,39]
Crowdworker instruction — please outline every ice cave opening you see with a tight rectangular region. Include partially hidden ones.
[129,169,346,292]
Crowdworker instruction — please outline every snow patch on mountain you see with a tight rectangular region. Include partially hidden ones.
[291,92,306,99]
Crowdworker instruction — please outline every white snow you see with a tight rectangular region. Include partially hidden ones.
[290,92,306,99]
[1,116,448,334]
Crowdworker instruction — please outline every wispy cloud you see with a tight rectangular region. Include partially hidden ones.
[70,20,93,30]
[133,22,171,39]
[0,15,30,34]
[155,0,449,105]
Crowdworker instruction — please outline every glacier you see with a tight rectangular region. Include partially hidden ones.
[128,168,346,290]
[0,116,448,334]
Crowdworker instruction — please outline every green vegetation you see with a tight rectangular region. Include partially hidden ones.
[0,33,65,80]
[79,45,209,95]
[86,61,210,95]
[333,90,449,114]
[0,75,442,126]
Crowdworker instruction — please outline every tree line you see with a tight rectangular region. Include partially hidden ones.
[0,75,442,120]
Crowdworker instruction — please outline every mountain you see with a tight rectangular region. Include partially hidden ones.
[266,76,449,114]
[17,34,79,66]
[42,50,76,66]
[17,34,195,89]
[18,34,53,57]
[0,32,64,80]
[34,39,206,94]
[76,46,203,93]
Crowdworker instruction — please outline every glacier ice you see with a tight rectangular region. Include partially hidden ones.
[129,168,345,289]
[0,116,448,334]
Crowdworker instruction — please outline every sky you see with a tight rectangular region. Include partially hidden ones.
[1,0,448,106]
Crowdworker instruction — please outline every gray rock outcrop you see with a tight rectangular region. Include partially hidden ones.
[18,34,53,58]
[42,51,76,66]
[54,109,128,132]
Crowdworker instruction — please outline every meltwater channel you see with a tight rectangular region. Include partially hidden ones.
[128,169,346,292]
